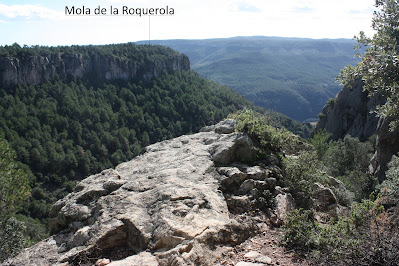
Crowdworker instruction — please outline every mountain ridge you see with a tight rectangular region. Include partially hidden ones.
[138,36,360,121]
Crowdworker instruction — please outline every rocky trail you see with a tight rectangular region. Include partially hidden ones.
[216,228,312,266]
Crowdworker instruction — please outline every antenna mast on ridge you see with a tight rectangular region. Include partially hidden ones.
[149,15,151,45]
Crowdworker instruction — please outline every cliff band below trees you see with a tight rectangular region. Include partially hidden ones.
[0,52,190,88]
[5,120,288,265]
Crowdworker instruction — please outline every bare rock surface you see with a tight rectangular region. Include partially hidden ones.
[370,117,399,182]
[312,183,337,211]
[5,120,282,266]
[107,252,158,266]
[274,194,296,224]
[314,78,384,141]
[235,262,265,266]
[0,52,190,88]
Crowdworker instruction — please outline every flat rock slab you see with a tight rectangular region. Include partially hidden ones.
[243,251,272,264]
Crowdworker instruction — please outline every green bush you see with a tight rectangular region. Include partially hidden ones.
[379,155,399,198]
[281,209,317,250]
[326,97,336,106]
[283,151,326,207]
[309,129,331,159]
[282,199,378,263]
[229,109,300,156]
[0,217,26,262]
[322,136,375,201]
[258,190,275,210]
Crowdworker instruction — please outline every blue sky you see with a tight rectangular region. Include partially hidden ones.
[0,0,376,46]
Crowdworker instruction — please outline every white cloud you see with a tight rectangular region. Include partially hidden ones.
[0,4,62,20]
[229,1,260,13]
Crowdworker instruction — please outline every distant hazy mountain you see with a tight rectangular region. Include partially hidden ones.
[138,36,360,121]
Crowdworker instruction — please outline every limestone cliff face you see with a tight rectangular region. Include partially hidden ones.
[0,52,190,88]
[370,118,399,182]
[315,78,399,182]
[314,79,385,141]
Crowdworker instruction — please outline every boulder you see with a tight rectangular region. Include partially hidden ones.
[327,176,354,206]
[108,252,158,266]
[312,183,337,211]
[274,193,295,224]
[243,251,273,264]
[200,119,236,134]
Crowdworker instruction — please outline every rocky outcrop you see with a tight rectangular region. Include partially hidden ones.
[312,178,352,223]
[313,183,338,212]
[0,51,190,88]
[6,120,284,266]
[314,78,385,141]
[370,117,399,182]
[314,78,399,182]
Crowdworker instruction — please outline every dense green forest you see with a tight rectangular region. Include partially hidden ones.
[0,42,182,63]
[142,37,360,121]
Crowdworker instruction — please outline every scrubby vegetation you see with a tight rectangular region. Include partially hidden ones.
[230,109,302,156]
[278,128,392,264]
[280,0,399,263]
[231,107,399,265]
[379,155,399,198]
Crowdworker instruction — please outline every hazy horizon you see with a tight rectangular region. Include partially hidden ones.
[0,0,375,46]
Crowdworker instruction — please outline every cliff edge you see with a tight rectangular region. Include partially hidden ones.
[0,49,190,88]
